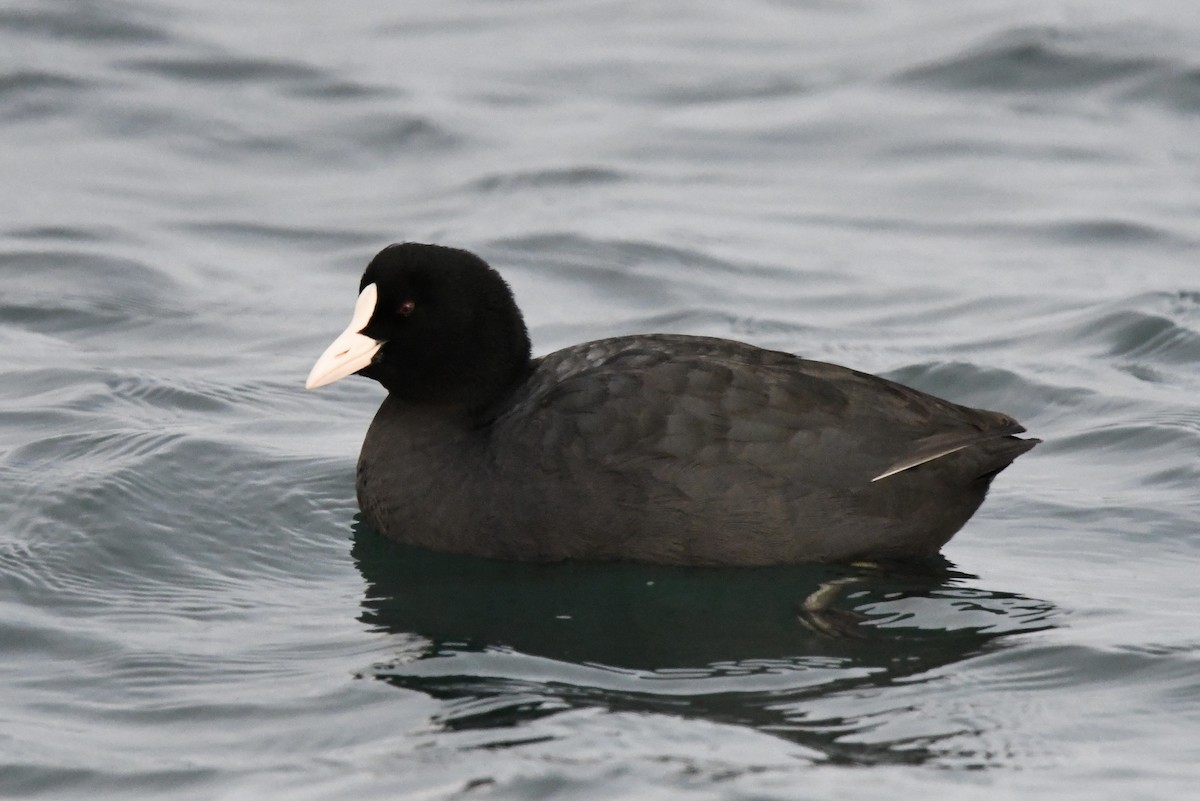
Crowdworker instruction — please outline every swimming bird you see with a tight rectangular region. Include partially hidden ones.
[306,243,1038,566]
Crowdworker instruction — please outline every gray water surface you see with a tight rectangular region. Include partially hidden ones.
[3,1,1199,799]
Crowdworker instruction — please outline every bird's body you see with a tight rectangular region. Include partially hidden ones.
[309,244,1038,566]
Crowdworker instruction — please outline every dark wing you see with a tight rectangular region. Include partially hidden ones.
[500,334,1023,488]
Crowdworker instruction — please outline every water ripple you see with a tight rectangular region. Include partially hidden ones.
[471,166,627,193]
[1068,292,1200,366]
[0,249,179,333]
[0,5,171,44]
[1122,64,1200,114]
[897,25,1162,94]
[118,56,328,84]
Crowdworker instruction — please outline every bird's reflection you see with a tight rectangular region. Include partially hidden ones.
[351,519,1055,764]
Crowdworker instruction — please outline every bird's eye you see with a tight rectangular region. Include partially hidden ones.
[398,300,416,317]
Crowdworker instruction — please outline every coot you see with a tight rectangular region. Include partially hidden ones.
[307,243,1038,565]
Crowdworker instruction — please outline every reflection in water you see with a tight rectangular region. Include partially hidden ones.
[351,520,1055,764]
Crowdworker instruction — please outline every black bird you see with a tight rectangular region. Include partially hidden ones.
[307,243,1038,566]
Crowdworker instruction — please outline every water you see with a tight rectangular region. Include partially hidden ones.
[3,1,1199,798]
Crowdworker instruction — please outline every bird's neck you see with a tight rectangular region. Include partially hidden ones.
[379,355,534,427]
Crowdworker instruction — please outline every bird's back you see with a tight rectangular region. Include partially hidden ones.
[473,335,1037,564]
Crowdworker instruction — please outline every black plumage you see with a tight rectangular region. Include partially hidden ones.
[309,243,1038,566]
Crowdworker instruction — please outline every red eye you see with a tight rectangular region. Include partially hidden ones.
[398,300,416,317]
